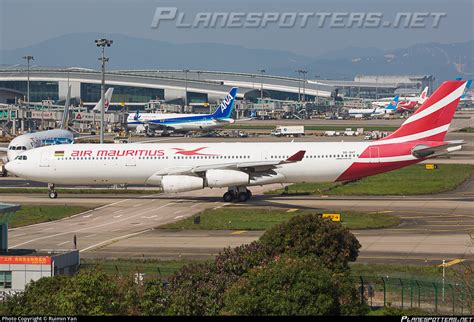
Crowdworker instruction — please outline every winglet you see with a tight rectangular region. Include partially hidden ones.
[286,150,306,162]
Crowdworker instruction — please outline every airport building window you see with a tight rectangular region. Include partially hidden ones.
[0,81,59,102]
[80,83,164,104]
[0,271,12,289]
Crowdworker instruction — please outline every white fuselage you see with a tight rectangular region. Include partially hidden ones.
[6,129,74,161]
[127,113,233,131]
[6,142,376,186]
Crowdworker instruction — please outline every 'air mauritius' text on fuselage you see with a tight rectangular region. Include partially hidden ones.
[71,149,165,157]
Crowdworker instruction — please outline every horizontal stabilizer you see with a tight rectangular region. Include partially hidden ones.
[411,140,465,158]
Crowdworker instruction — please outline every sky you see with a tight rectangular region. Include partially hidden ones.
[0,0,472,57]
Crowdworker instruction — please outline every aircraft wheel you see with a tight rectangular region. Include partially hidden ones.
[223,191,234,202]
[49,191,58,199]
[246,189,252,199]
[237,192,249,202]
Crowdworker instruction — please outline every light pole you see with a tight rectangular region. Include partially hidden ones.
[22,55,34,106]
[314,75,320,105]
[183,69,190,112]
[95,38,113,144]
[257,69,265,101]
[301,70,307,101]
[295,70,301,102]
[296,70,307,102]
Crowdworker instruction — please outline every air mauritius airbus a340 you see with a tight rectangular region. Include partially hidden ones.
[6,80,469,201]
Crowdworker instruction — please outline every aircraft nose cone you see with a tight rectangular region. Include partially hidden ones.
[5,161,19,176]
[5,162,13,173]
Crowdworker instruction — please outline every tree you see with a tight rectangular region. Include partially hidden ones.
[222,256,367,316]
[55,268,132,315]
[259,214,361,269]
[167,241,275,315]
[0,268,150,315]
[139,279,170,316]
[1,275,68,315]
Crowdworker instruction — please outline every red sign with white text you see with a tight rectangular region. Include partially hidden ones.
[0,256,52,265]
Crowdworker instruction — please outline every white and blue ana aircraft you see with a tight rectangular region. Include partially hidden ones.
[0,87,114,162]
[127,87,238,133]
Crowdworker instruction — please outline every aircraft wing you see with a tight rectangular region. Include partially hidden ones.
[139,119,175,131]
[412,140,465,158]
[152,150,306,176]
[233,118,253,122]
[214,118,235,124]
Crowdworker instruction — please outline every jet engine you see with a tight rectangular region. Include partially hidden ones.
[161,175,204,193]
[206,169,249,188]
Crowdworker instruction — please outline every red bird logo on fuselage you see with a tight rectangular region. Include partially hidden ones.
[172,147,219,156]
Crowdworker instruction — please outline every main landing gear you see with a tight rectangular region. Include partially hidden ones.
[222,186,252,202]
[48,183,58,199]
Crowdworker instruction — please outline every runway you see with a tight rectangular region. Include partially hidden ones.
[2,185,277,254]
[2,175,473,265]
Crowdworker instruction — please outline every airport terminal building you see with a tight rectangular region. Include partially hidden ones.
[0,67,429,107]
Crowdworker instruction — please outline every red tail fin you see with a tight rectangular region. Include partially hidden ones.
[380,80,467,143]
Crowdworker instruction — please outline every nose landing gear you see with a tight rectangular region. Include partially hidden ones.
[48,183,58,199]
[222,186,252,202]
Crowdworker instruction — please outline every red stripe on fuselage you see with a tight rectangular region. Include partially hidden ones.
[336,159,420,182]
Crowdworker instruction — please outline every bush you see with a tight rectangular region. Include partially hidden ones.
[0,268,169,316]
[222,256,367,316]
[139,279,170,316]
[1,276,69,315]
[259,214,361,269]
[167,241,274,315]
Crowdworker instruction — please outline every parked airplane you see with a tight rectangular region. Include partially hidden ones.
[6,80,468,201]
[126,87,238,133]
[0,85,74,162]
[395,87,429,113]
[348,96,398,118]
[460,80,472,101]
[372,87,429,113]
[0,86,113,162]
[371,96,399,117]
[90,88,114,112]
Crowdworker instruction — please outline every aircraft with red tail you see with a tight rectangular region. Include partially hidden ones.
[6,80,469,201]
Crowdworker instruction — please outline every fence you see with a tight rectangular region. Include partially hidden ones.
[358,276,472,315]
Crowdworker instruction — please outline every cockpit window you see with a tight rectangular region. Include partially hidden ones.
[14,155,27,160]
[21,146,27,150]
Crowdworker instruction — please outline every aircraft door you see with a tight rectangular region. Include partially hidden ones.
[369,146,380,163]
